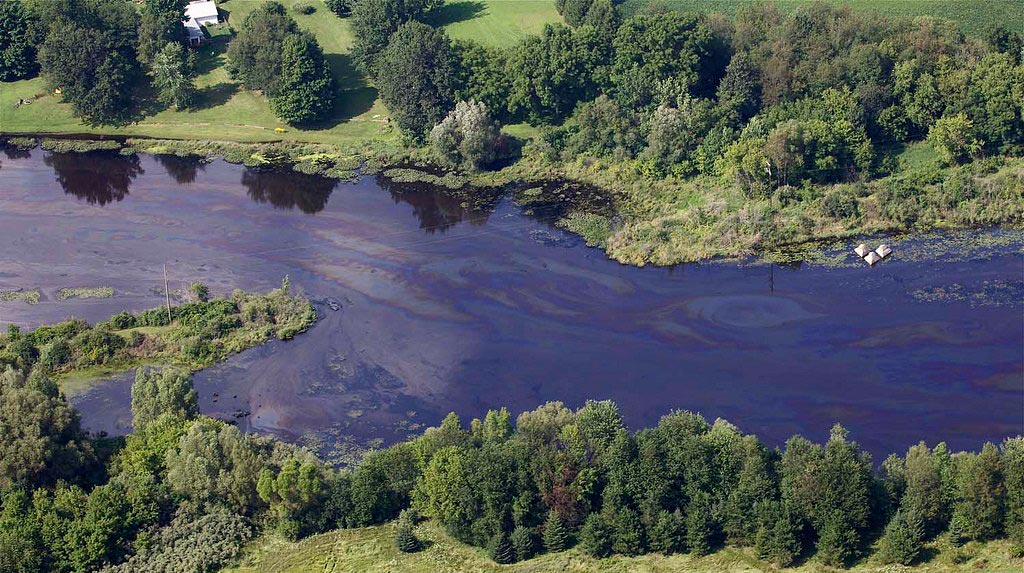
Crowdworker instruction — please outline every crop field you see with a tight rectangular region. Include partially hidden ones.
[221,520,1022,573]
[621,0,1019,36]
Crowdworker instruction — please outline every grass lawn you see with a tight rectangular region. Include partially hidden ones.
[0,0,554,144]
[222,520,1023,573]
[436,0,562,47]
[621,0,1019,37]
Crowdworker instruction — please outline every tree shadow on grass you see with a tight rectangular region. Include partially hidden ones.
[426,1,487,27]
[195,82,239,110]
[297,52,378,130]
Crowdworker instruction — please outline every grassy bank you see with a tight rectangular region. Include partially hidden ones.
[223,520,1022,573]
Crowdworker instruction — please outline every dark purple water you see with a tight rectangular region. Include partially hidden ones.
[1,147,1022,461]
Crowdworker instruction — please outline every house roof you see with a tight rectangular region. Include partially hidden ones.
[185,0,218,21]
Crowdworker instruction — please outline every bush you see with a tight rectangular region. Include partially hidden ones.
[294,2,316,14]
[101,511,252,573]
[429,100,502,170]
[39,340,72,371]
[109,312,138,330]
[821,186,861,219]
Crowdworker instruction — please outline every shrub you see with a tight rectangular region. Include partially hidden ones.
[101,511,252,573]
[294,2,316,14]
[39,340,72,371]
[109,312,138,330]
[928,114,983,165]
[821,186,861,219]
[429,100,502,170]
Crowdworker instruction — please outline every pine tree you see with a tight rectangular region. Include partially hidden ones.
[879,509,924,565]
[395,509,420,553]
[488,531,515,564]
[687,494,715,556]
[510,525,536,562]
[611,507,645,556]
[542,511,569,553]
[755,500,802,568]
[816,510,858,567]
[649,509,686,554]
[1003,438,1024,554]
[578,512,613,557]
[270,33,335,125]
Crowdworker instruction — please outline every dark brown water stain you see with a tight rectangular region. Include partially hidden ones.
[0,147,1021,462]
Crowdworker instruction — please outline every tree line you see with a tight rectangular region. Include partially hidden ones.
[349,0,1022,180]
[1,331,1022,571]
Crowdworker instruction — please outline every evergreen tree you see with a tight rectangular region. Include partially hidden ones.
[1003,438,1024,553]
[951,443,1006,541]
[611,507,645,556]
[755,500,802,568]
[374,21,456,141]
[649,509,686,554]
[395,509,421,552]
[716,51,761,125]
[488,531,515,564]
[152,42,197,111]
[269,33,335,125]
[879,509,924,565]
[578,512,612,557]
[686,493,714,556]
[816,510,858,567]
[542,510,569,553]
[510,525,536,562]
[902,442,946,537]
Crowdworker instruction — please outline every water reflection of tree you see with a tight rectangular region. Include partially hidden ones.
[241,168,335,214]
[44,152,143,205]
[2,145,31,160]
[154,154,205,184]
[376,174,493,233]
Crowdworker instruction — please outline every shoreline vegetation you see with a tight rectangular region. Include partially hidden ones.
[4,134,1022,266]
[0,278,316,396]
[1,333,1022,572]
[3,0,1022,267]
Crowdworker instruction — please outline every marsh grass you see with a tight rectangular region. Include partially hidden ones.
[0,289,40,304]
[56,287,115,300]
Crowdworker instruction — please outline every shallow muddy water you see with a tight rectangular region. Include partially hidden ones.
[1,147,1022,461]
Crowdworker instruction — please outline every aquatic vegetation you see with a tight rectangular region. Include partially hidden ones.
[56,287,114,300]
[0,289,40,304]
[39,139,123,153]
[383,167,468,190]
[0,280,316,382]
[557,212,613,248]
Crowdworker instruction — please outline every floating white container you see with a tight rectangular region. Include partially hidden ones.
[876,244,892,258]
[854,243,870,257]
[864,252,882,265]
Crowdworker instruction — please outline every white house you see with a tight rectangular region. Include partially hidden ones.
[183,0,220,46]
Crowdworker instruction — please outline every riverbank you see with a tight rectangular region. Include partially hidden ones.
[4,134,1022,268]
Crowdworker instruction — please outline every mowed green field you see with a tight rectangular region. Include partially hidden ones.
[438,0,562,47]
[621,0,1020,37]
[221,520,1022,573]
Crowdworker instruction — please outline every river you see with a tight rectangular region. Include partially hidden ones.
[1,146,1021,461]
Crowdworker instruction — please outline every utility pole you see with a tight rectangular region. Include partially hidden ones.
[163,263,172,324]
